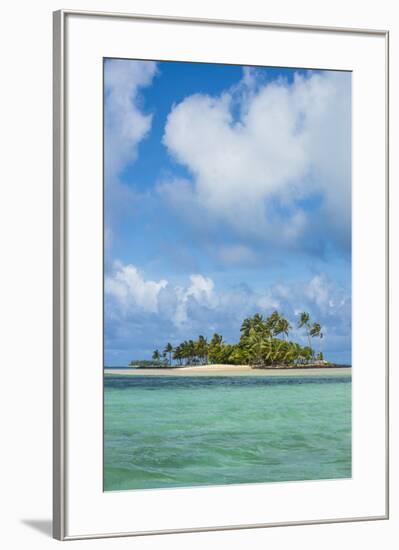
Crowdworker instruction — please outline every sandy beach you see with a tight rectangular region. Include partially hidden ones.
[105,365,351,377]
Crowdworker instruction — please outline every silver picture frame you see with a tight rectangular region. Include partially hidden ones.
[53,9,390,541]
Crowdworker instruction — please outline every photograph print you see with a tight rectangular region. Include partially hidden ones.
[103,58,352,492]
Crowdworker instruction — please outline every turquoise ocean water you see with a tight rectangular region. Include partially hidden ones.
[104,375,351,491]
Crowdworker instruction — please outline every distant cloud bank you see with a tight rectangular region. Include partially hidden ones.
[105,261,351,363]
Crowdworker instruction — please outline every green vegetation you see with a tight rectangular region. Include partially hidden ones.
[163,343,174,366]
[130,311,328,369]
[128,359,166,368]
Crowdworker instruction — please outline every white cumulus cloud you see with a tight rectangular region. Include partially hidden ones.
[105,262,350,354]
[162,69,351,249]
[104,59,157,181]
[104,59,158,259]
[173,274,216,325]
[105,262,167,314]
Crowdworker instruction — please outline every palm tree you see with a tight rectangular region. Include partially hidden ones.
[266,311,280,333]
[208,333,224,364]
[298,311,311,348]
[248,330,265,366]
[188,339,196,364]
[302,346,313,364]
[310,323,323,360]
[271,339,286,365]
[149,311,327,369]
[240,317,252,338]
[210,333,223,346]
[241,314,267,339]
[164,343,174,366]
[310,322,323,339]
[291,342,304,364]
[283,342,297,365]
[252,313,264,331]
[261,338,274,366]
[275,317,291,340]
[196,335,208,365]
[180,341,190,364]
[173,345,183,365]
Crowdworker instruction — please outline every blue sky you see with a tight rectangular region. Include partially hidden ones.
[104,59,352,366]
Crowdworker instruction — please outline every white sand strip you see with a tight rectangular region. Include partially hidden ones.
[104,365,351,377]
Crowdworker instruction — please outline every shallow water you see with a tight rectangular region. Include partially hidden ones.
[104,375,351,491]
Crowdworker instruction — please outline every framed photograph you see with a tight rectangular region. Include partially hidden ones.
[53,9,389,540]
